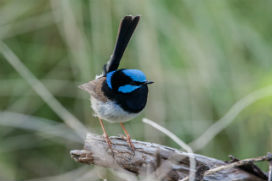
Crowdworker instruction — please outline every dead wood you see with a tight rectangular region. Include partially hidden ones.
[70,133,267,181]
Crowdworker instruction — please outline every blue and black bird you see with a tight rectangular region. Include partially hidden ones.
[79,15,153,150]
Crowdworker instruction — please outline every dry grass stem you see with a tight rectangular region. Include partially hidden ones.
[142,118,196,181]
[0,42,88,138]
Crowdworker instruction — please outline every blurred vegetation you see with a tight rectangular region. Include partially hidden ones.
[0,0,272,180]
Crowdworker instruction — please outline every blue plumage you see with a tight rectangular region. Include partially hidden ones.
[118,84,141,93]
[79,15,153,151]
[106,70,116,89]
[122,69,146,82]
[106,69,148,93]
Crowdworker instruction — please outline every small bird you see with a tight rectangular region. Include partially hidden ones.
[79,15,153,151]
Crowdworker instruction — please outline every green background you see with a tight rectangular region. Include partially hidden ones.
[0,0,271,180]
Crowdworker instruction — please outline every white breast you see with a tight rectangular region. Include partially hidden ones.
[90,97,139,123]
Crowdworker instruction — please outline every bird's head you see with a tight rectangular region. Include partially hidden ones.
[106,69,153,93]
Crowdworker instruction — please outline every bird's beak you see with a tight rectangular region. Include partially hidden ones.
[144,80,154,85]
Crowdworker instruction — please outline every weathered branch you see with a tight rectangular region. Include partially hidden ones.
[181,154,271,181]
[70,133,266,181]
[268,156,272,181]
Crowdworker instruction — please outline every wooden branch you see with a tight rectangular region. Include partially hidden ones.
[70,133,266,181]
[268,155,272,181]
[181,154,271,181]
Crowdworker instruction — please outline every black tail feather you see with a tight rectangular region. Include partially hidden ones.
[103,15,140,75]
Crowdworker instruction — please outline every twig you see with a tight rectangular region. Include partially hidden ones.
[181,153,272,181]
[206,153,271,176]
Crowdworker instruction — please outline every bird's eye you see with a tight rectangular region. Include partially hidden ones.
[130,81,141,85]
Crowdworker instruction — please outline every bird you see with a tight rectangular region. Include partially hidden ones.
[79,15,153,151]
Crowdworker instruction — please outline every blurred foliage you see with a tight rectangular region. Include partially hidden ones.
[0,0,272,180]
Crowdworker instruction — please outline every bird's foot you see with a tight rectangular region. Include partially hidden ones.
[103,133,114,154]
[99,118,114,156]
[121,135,135,151]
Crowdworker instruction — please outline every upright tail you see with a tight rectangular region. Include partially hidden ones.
[103,15,140,75]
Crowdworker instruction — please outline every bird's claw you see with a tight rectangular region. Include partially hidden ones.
[103,133,114,154]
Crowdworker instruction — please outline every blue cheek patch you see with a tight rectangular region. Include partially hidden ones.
[118,84,141,93]
[106,71,116,89]
[122,69,146,82]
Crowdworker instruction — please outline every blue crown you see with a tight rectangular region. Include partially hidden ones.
[106,69,147,93]
[122,69,146,82]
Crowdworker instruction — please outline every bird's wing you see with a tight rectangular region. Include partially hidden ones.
[103,15,140,75]
[78,77,108,102]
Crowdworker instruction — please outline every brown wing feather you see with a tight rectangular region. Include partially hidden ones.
[78,77,108,102]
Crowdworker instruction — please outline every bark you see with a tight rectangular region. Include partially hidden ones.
[70,133,266,181]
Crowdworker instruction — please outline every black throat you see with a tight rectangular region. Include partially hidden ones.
[101,80,148,114]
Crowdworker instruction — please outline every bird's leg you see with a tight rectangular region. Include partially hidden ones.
[98,118,113,152]
[120,123,135,151]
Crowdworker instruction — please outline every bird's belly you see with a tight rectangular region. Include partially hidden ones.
[90,97,139,123]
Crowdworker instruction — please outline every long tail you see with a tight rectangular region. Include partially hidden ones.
[103,15,140,75]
